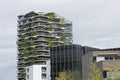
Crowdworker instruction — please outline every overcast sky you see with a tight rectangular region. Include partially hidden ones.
[0,0,120,80]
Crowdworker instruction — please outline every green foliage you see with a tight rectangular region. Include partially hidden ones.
[87,62,102,80]
[24,11,38,18]
[61,18,66,27]
[46,12,55,21]
[106,68,120,80]
[20,68,26,72]
[47,38,54,47]
[55,70,81,80]
[22,50,29,57]
[31,49,39,56]
[47,25,52,31]
[30,60,35,65]
[31,30,38,36]
[60,33,67,42]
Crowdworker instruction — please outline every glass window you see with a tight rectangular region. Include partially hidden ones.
[27,74,29,79]
[27,68,29,73]
[42,74,46,79]
[42,67,46,72]
[103,71,107,78]
[93,57,96,62]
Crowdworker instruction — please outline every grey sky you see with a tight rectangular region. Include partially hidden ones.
[0,0,120,80]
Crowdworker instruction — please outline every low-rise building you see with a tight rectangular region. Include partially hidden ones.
[82,51,120,80]
[50,44,100,80]
[25,60,51,80]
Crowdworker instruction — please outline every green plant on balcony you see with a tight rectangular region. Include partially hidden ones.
[28,40,34,46]
[30,59,35,65]
[22,50,29,57]
[47,25,52,31]
[60,18,66,27]
[60,33,67,42]
[31,30,38,36]
[47,38,54,47]
[31,49,39,56]
[21,73,26,78]
[17,41,21,46]
[20,68,26,73]
[46,12,55,21]
[24,11,38,18]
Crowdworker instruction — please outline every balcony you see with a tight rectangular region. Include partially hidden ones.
[34,18,48,23]
[36,48,50,53]
[37,53,50,57]
[18,55,24,60]
[32,23,47,28]
[34,43,48,47]
[17,47,24,50]
[52,41,64,43]
[17,73,26,78]
[18,61,25,64]
[34,29,51,33]
[17,65,25,68]
[34,38,47,42]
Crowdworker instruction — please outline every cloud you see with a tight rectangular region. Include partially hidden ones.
[0,0,120,80]
[0,48,16,80]
[82,37,120,48]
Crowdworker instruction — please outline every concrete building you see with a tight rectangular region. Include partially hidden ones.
[50,44,99,80]
[82,51,120,80]
[17,11,72,80]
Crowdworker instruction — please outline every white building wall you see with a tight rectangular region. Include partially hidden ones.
[26,65,33,80]
[96,56,105,62]
[26,60,51,80]
[46,60,51,80]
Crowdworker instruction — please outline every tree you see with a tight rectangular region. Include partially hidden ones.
[55,70,81,80]
[87,62,102,80]
[106,68,120,80]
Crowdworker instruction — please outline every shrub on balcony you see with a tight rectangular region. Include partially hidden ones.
[47,25,52,31]
[24,11,38,18]
[46,12,55,21]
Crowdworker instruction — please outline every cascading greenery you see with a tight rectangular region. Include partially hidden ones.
[46,12,55,21]
[24,11,38,18]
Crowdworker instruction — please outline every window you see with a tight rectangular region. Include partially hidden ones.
[27,68,29,73]
[42,74,46,79]
[27,74,29,79]
[96,56,105,62]
[110,57,113,60]
[103,71,107,78]
[93,57,96,62]
[42,67,46,72]
[105,57,109,60]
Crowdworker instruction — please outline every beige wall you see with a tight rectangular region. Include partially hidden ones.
[82,51,120,80]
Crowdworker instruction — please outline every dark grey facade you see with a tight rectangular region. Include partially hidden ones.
[50,44,100,80]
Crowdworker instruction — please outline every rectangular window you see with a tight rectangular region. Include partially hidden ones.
[42,67,46,72]
[27,68,29,73]
[93,57,96,62]
[103,71,107,78]
[27,74,29,79]
[42,74,46,79]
